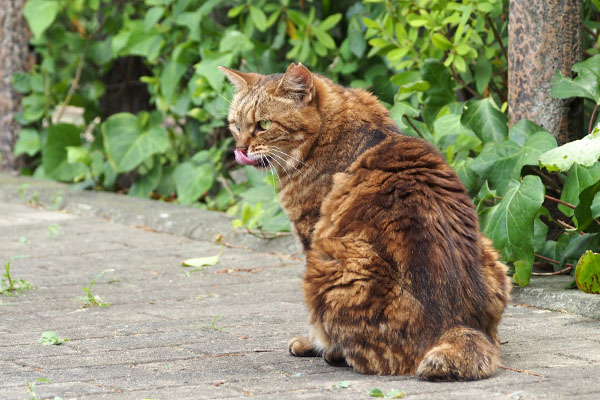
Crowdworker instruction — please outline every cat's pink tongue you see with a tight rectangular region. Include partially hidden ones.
[234,149,258,166]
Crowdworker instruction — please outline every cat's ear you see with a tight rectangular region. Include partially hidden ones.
[218,66,259,92]
[276,63,315,104]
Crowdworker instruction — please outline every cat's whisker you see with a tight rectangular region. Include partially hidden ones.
[216,92,233,105]
[264,157,281,194]
[270,146,308,167]
[267,154,290,180]
[269,151,306,179]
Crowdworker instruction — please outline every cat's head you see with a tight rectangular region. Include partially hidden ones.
[218,63,321,173]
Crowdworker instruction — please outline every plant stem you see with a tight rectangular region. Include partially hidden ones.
[544,195,575,209]
[55,50,86,123]
[589,103,599,134]
[533,254,574,276]
[486,16,508,63]
[402,115,424,139]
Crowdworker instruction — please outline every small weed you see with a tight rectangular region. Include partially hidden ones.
[50,191,64,210]
[0,258,33,296]
[80,269,114,308]
[19,236,28,244]
[26,377,51,400]
[368,388,406,398]
[331,381,351,389]
[48,224,61,238]
[18,184,40,205]
[39,331,68,345]
[201,315,225,332]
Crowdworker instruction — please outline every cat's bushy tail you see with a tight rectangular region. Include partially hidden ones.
[416,326,499,381]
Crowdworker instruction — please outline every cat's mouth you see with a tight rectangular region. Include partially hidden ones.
[234,148,260,166]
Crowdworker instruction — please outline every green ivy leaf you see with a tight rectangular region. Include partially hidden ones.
[480,175,545,266]
[513,260,532,287]
[471,132,557,195]
[102,113,168,173]
[461,98,508,143]
[173,162,215,205]
[551,54,600,104]
[13,129,41,157]
[421,60,456,125]
[574,181,600,232]
[560,163,600,217]
[539,125,600,172]
[129,163,162,198]
[508,119,548,146]
[23,0,60,39]
[576,251,600,293]
[42,124,88,181]
[561,233,600,267]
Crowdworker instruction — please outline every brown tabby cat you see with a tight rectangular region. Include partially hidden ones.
[219,63,511,381]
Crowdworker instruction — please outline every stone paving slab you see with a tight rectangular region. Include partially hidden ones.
[1,175,600,399]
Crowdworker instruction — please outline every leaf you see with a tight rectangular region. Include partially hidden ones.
[471,132,557,195]
[385,389,406,398]
[431,33,452,50]
[320,13,342,30]
[513,260,532,287]
[227,4,246,18]
[480,175,545,266]
[249,6,267,32]
[368,388,385,398]
[575,251,600,294]
[14,129,41,157]
[561,233,600,266]
[42,124,88,181]
[508,119,548,146]
[574,181,600,232]
[461,98,508,143]
[421,60,456,125]
[551,54,600,104]
[539,125,600,172]
[102,113,168,173]
[38,331,67,345]
[474,55,492,94]
[173,162,215,205]
[23,0,60,39]
[195,52,234,92]
[560,163,600,217]
[182,245,224,268]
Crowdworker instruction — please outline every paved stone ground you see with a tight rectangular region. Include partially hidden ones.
[1,174,600,399]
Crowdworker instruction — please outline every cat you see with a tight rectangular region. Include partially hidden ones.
[219,63,511,381]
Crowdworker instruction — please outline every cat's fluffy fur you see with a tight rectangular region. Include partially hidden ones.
[219,63,511,381]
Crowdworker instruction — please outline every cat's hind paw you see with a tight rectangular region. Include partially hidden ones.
[288,336,322,357]
[417,326,499,381]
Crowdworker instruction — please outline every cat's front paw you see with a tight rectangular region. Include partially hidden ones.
[288,336,322,357]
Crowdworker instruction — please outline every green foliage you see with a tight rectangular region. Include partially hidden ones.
[575,251,600,293]
[39,331,68,345]
[81,269,113,307]
[12,0,600,293]
[1,259,34,296]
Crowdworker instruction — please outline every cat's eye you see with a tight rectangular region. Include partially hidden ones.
[235,122,240,131]
[258,120,272,130]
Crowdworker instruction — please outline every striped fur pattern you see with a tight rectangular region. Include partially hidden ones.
[220,63,511,381]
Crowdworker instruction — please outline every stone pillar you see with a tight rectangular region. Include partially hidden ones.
[0,0,30,171]
[509,0,584,144]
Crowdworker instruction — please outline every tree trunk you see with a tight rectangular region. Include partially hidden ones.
[0,0,30,171]
[508,0,584,145]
